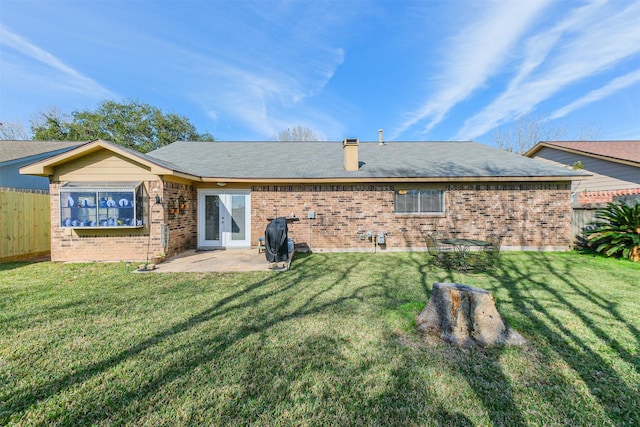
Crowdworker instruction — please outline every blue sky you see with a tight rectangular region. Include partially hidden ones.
[1,0,639,146]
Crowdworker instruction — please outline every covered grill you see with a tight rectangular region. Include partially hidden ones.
[265,217,289,263]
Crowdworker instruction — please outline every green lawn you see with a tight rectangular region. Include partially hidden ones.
[1,252,638,426]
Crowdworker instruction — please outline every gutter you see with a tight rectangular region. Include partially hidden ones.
[199,176,583,184]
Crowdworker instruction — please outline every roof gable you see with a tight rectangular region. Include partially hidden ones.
[19,139,196,179]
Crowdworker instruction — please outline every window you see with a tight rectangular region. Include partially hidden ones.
[395,189,444,214]
[60,182,144,228]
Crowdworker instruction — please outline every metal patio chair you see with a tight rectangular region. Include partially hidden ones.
[425,232,456,269]
[479,234,503,270]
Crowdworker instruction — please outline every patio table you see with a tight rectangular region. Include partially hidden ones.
[439,238,492,272]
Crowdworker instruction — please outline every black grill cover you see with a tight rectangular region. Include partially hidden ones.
[265,217,288,262]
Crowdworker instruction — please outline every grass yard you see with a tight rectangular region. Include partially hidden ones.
[0,252,638,426]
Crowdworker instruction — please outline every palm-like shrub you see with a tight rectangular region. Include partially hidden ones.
[584,201,640,261]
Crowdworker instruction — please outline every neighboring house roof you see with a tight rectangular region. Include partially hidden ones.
[0,140,83,165]
[21,139,586,183]
[525,141,640,167]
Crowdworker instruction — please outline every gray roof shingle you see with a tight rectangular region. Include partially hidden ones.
[147,140,585,180]
[0,140,82,164]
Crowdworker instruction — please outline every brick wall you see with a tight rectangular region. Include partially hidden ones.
[51,181,161,262]
[251,183,572,251]
[162,181,197,256]
[50,180,197,262]
[50,180,573,261]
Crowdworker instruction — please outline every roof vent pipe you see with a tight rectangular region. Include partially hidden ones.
[378,129,384,145]
[343,138,359,171]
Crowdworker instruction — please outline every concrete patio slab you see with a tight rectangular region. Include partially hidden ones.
[147,249,289,273]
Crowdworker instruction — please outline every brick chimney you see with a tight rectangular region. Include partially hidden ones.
[343,138,359,171]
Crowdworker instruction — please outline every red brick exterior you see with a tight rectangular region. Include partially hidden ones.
[576,188,640,205]
[50,180,197,262]
[251,183,573,251]
[162,181,198,256]
[50,180,573,261]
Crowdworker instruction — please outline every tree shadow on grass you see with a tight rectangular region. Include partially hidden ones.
[374,251,639,426]
[2,271,282,422]
[373,253,529,426]
[525,253,640,367]
[2,254,385,425]
[3,252,638,425]
[493,252,640,425]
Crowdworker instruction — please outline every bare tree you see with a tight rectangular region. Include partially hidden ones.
[493,114,602,154]
[0,120,30,140]
[493,114,569,154]
[574,122,601,141]
[273,125,320,142]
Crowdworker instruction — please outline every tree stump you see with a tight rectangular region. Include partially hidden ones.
[417,283,526,347]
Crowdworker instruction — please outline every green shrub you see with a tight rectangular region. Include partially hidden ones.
[584,201,640,261]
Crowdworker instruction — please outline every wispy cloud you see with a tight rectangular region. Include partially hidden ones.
[392,0,552,139]
[169,4,348,138]
[0,24,115,99]
[187,46,345,138]
[549,69,640,120]
[454,0,640,140]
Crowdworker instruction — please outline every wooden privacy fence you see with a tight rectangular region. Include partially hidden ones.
[572,197,640,246]
[572,205,599,245]
[0,188,50,261]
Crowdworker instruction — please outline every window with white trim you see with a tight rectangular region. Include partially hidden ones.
[60,182,144,228]
[395,189,444,214]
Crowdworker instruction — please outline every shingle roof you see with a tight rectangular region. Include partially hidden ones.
[147,140,585,180]
[0,140,83,163]
[527,140,640,165]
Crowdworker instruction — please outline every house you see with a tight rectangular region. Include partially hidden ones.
[525,140,640,205]
[20,138,586,263]
[1,141,82,261]
[1,140,82,190]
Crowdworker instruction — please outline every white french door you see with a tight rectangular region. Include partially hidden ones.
[197,190,251,248]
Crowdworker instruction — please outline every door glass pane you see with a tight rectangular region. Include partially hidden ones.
[230,195,245,240]
[205,195,220,241]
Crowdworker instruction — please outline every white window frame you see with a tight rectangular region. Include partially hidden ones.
[60,181,144,228]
